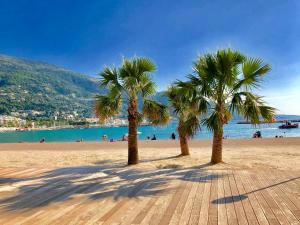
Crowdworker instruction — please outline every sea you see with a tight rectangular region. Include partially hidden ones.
[0,116,300,143]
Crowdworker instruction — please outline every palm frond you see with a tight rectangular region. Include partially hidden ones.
[120,57,156,79]
[142,99,170,125]
[181,114,201,137]
[229,92,244,115]
[123,76,138,95]
[94,94,122,123]
[119,57,157,97]
[135,57,156,75]
[139,74,156,97]
[229,91,276,124]
[136,112,144,124]
[202,110,223,132]
[234,58,271,90]
[166,84,192,114]
[259,105,276,122]
[99,67,121,87]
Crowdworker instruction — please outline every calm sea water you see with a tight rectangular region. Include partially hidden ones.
[0,120,300,143]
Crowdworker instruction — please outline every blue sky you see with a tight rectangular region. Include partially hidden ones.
[0,0,300,114]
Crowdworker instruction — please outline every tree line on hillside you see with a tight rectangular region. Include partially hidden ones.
[95,48,276,165]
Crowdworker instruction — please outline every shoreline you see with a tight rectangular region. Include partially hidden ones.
[0,136,299,145]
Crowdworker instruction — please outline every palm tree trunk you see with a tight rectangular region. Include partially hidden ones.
[127,98,138,165]
[178,122,190,156]
[211,127,223,164]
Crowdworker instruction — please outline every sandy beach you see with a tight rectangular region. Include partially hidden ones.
[0,137,299,171]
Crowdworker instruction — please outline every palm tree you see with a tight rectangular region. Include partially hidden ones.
[95,57,169,165]
[165,82,206,156]
[189,49,276,164]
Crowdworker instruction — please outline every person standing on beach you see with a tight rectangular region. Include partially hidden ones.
[171,132,176,140]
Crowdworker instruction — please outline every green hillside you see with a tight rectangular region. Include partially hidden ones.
[0,54,168,119]
[0,54,99,118]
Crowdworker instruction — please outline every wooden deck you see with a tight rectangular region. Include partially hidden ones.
[0,165,299,225]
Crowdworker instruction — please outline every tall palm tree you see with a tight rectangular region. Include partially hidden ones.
[189,49,276,164]
[95,57,169,165]
[165,82,206,155]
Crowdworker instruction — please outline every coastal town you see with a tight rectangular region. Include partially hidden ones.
[0,111,151,132]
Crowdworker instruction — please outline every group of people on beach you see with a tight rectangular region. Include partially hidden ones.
[35,131,286,143]
[98,132,178,142]
[30,130,287,143]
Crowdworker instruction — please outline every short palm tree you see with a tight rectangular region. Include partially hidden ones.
[165,82,205,156]
[95,57,169,165]
[189,49,276,164]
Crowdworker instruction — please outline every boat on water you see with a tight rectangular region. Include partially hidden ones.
[279,121,299,129]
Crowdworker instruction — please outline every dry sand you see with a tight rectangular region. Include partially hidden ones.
[0,137,299,171]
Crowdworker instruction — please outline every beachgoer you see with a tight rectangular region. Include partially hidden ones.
[257,131,262,138]
[39,138,45,143]
[102,135,108,141]
[122,134,128,141]
[147,136,150,140]
[151,135,157,140]
[171,133,176,140]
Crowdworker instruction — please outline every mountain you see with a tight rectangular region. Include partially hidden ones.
[0,54,167,119]
[0,54,100,118]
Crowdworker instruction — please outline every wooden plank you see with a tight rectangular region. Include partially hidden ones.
[246,170,280,225]
[257,170,300,224]
[272,171,300,221]
[222,169,238,225]
[216,171,228,225]
[158,171,193,225]
[49,170,139,225]
[167,171,198,225]
[250,172,290,225]
[0,168,21,176]
[0,175,71,211]
[138,182,175,225]
[197,171,213,225]
[146,171,194,225]
[0,168,40,179]
[24,185,115,224]
[208,171,218,225]
[233,170,259,225]
[117,197,151,225]
[172,170,201,225]
[185,170,206,225]
[0,168,299,225]
[2,181,101,225]
[228,170,248,225]
[130,197,158,225]
[100,180,160,225]
[237,170,269,225]
[275,170,300,210]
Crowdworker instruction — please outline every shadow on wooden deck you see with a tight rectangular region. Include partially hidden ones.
[211,176,300,204]
[0,161,222,212]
